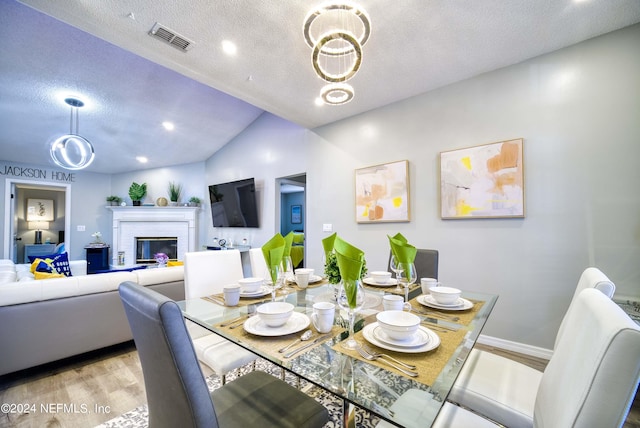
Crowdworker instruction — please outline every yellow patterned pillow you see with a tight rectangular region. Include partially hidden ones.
[30,258,55,273]
[34,271,65,280]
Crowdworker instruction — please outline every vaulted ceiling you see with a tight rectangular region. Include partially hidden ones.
[1,0,639,173]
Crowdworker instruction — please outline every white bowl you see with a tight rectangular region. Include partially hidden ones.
[370,271,392,284]
[429,286,462,305]
[376,310,420,341]
[257,302,294,327]
[238,277,263,293]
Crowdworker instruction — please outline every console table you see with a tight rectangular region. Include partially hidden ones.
[23,244,57,263]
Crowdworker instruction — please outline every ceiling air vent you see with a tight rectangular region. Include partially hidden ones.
[149,23,194,52]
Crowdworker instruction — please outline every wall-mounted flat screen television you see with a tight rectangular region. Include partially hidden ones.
[209,178,259,228]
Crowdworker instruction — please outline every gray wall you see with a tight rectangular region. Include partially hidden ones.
[1,24,638,352]
[203,24,640,350]
[0,160,112,261]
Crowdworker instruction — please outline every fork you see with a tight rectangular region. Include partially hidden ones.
[360,344,417,370]
[356,345,419,377]
[411,306,460,322]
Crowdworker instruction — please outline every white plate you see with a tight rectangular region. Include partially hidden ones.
[417,295,474,311]
[243,312,310,336]
[362,277,398,287]
[372,324,430,348]
[293,274,324,285]
[239,285,271,298]
[363,322,440,353]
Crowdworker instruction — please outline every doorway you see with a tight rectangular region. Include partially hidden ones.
[277,174,306,268]
[3,179,71,263]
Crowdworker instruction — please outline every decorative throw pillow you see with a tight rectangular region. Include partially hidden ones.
[28,252,72,277]
[34,271,66,280]
[30,258,55,274]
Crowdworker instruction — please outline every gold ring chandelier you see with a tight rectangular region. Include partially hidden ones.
[303,1,371,105]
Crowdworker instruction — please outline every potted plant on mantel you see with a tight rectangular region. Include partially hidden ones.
[188,196,201,207]
[106,195,122,206]
[128,182,147,206]
[168,181,182,206]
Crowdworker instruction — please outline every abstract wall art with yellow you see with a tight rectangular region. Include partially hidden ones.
[440,139,524,219]
[355,160,410,223]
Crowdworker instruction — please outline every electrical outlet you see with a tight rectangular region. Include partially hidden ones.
[77,225,86,232]
[322,223,332,232]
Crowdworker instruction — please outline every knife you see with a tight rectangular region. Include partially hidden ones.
[283,333,333,358]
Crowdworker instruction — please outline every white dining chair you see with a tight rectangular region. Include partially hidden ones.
[184,250,257,383]
[249,247,269,279]
[378,288,640,428]
[446,267,616,427]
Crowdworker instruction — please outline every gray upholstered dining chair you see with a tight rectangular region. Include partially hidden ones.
[446,267,616,427]
[387,248,439,280]
[378,288,640,428]
[118,281,329,428]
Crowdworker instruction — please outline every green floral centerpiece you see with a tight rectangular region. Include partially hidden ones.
[324,251,367,285]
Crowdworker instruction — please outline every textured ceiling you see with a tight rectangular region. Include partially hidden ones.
[1,0,639,173]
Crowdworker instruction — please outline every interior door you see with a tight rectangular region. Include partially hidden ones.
[9,182,18,262]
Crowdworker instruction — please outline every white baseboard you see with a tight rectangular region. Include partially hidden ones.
[478,334,553,360]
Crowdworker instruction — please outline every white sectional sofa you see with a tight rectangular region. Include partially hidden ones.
[0,259,185,376]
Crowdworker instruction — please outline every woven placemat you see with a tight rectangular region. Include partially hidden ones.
[214,315,344,360]
[333,321,466,386]
[410,296,485,326]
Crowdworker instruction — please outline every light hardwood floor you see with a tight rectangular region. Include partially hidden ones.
[0,342,638,427]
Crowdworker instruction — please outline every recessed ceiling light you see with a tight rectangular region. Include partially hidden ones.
[314,97,324,106]
[136,156,148,163]
[222,40,237,55]
[162,121,175,131]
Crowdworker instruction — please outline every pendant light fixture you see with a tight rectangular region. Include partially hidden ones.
[50,97,95,170]
[303,1,371,105]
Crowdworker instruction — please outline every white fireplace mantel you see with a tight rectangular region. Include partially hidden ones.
[107,206,198,266]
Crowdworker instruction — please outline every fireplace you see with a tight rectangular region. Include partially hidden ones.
[107,206,198,267]
[136,237,178,264]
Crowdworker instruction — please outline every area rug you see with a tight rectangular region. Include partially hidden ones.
[96,358,380,428]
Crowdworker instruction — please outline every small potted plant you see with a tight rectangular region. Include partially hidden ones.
[188,196,201,207]
[128,182,147,206]
[106,195,122,206]
[168,182,182,206]
[324,251,368,284]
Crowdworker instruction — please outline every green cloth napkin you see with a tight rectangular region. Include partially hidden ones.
[388,235,417,265]
[322,232,337,257]
[334,236,364,308]
[282,231,294,269]
[261,233,285,283]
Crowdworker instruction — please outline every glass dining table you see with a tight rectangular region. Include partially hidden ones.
[178,282,498,427]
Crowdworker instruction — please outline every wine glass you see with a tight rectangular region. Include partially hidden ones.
[397,263,417,311]
[337,279,365,350]
[389,255,404,292]
[265,265,283,301]
[280,256,294,293]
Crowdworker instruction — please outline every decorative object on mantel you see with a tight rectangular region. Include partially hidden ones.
[106,195,122,206]
[128,182,147,206]
[168,181,182,206]
[188,196,201,207]
[49,97,95,170]
[154,252,169,267]
[156,197,168,206]
[440,138,524,219]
